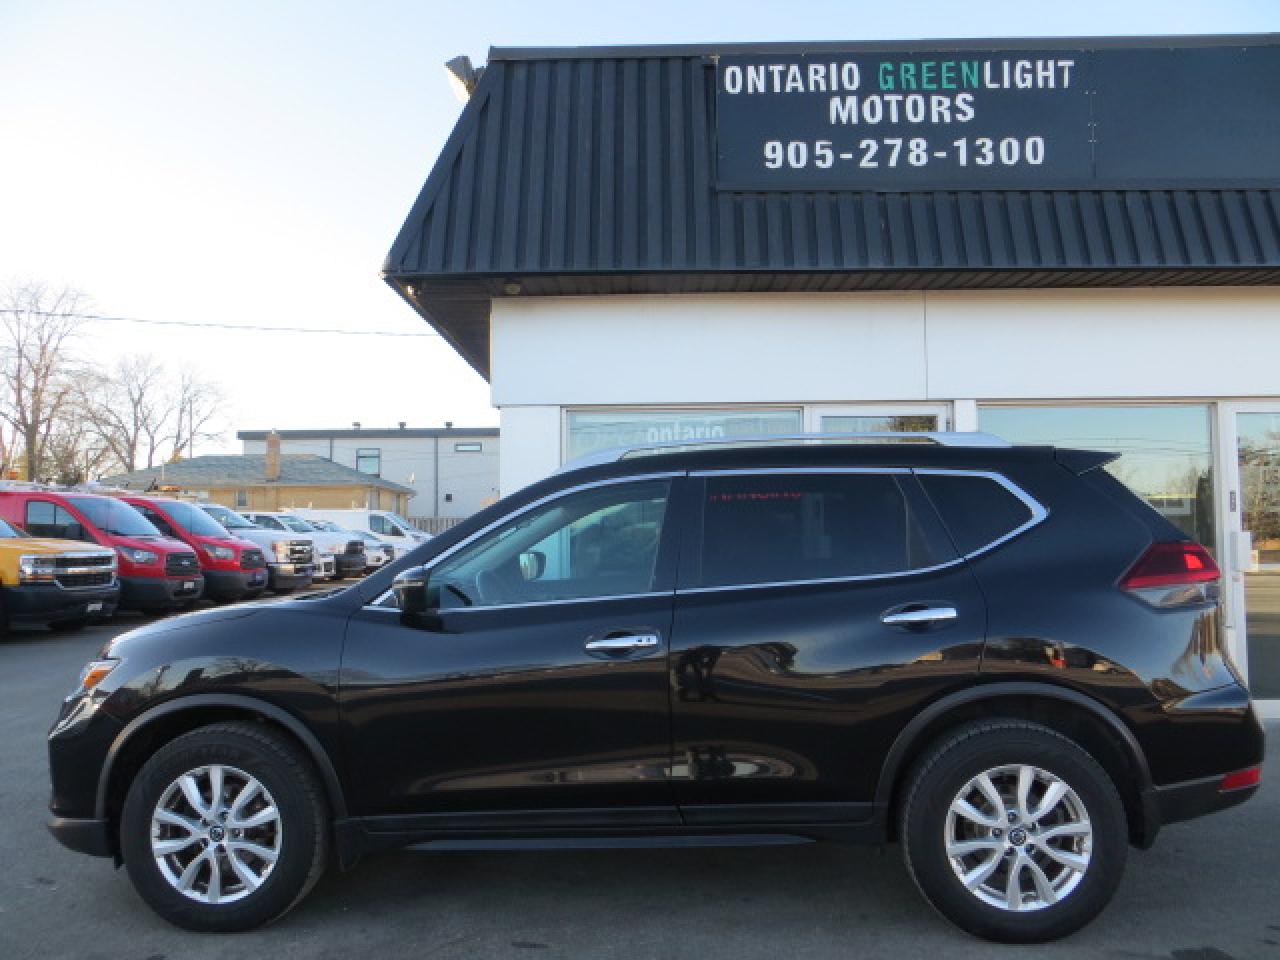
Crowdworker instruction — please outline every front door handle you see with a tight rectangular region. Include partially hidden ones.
[585,632,661,655]
[881,606,958,626]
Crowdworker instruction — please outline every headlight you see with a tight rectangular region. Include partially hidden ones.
[272,540,291,561]
[116,546,159,565]
[19,554,57,582]
[76,659,117,694]
[204,545,235,561]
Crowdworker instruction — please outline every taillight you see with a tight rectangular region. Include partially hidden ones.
[1219,766,1262,792]
[1120,541,1220,607]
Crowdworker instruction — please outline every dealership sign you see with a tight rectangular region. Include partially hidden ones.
[714,45,1280,191]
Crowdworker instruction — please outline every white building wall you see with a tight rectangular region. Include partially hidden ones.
[241,433,499,518]
[490,288,1280,492]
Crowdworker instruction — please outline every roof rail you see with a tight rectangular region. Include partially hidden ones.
[557,431,1011,473]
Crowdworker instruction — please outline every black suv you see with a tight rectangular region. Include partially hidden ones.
[48,436,1263,942]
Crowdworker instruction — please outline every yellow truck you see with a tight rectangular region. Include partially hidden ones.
[0,513,118,635]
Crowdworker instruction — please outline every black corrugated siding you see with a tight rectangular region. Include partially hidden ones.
[384,54,1280,377]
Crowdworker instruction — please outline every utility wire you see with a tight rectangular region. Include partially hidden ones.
[0,309,438,338]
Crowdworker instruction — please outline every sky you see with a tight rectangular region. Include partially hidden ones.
[1,1,1276,455]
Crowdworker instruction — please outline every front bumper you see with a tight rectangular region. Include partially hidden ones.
[48,816,113,858]
[335,553,366,577]
[268,562,314,591]
[118,574,204,611]
[203,567,268,601]
[4,581,120,625]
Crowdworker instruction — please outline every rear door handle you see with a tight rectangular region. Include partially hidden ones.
[585,632,662,655]
[881,606,958,626]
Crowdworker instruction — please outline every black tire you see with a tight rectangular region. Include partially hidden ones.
[120,722,329,931]
[48,617,89,632]
[899,719,1127,944]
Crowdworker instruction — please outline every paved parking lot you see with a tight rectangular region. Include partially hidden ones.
[2,619,1277,960]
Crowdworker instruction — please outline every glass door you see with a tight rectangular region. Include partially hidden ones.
[806,404,950,435]
[1230,409,1280,701]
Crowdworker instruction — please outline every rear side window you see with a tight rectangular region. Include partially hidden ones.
[693,472,945,588]
[918,473,1036,556]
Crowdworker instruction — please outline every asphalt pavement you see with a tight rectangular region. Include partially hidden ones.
[2,619,1277,960]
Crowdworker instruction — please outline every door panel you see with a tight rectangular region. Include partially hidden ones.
[339,474,687,819]
[669,571,985,815]
[341,596,676,817]
[668,470,986,819]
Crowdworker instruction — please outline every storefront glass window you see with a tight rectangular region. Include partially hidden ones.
[566,409,803,461]
[978,405,1215,549]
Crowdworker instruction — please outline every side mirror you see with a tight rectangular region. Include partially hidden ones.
[519,550,547,581]
[392,565,441,630]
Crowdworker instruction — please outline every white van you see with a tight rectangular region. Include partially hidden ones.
[291,508,428,559]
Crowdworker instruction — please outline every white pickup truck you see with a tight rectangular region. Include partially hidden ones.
[241,511,367,580]
[197,503,316,593]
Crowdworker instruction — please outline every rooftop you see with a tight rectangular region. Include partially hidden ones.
[384,33,1280,378]
[101,455,416,494]
[238,427,499,441]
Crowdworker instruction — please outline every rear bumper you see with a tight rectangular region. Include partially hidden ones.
[4,582,120,625]
[203,567,268,601]
[1151,771,1261,827]
[47,816,113,858]
[118,575,204,611]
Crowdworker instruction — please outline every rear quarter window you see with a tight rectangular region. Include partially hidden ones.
[918,473,1036,556]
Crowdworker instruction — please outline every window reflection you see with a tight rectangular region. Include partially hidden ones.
[566,409,802,460]
[978,405,1215,549]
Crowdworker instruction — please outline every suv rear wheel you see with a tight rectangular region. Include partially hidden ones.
[120,722,328,931]
[900,719,1127,943]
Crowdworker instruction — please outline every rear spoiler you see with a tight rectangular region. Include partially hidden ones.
[1055,448,1121,475]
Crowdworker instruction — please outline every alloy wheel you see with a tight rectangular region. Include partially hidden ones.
[149,764,283,904]
[944,763,1092,912]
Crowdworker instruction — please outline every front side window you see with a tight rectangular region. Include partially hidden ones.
[369,514,400,536]
[429,479,671,608]
[691,472,945,588]
[25,501,86,540]
[356,448,381,476]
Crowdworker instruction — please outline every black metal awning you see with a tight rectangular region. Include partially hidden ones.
[384,36,1280,378]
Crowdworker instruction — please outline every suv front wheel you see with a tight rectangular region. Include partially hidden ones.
[900,719,1127,943]
[120,722,328,931]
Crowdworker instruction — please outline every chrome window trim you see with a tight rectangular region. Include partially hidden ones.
[677,558,966,596]
[690,466,911,477]
[365,590,675,615]
[364,466,1048,610]
[912,468,1049,560]
[362,471,684,610]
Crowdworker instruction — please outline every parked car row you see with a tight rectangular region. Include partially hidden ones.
[0,483,419,637]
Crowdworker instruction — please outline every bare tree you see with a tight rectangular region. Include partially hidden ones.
[0,282,87,480]
[166,368,224,462]
[82,355,169,472]
[82,358,225,472]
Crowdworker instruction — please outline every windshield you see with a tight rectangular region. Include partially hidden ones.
[162,501,232,538]
[280,516,317,533]
[312,520,341,532]
[201,504,256,530]
[67,496,162,537]
[0,516,25,538]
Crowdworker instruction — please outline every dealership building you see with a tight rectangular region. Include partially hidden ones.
[383,35,1280,708]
